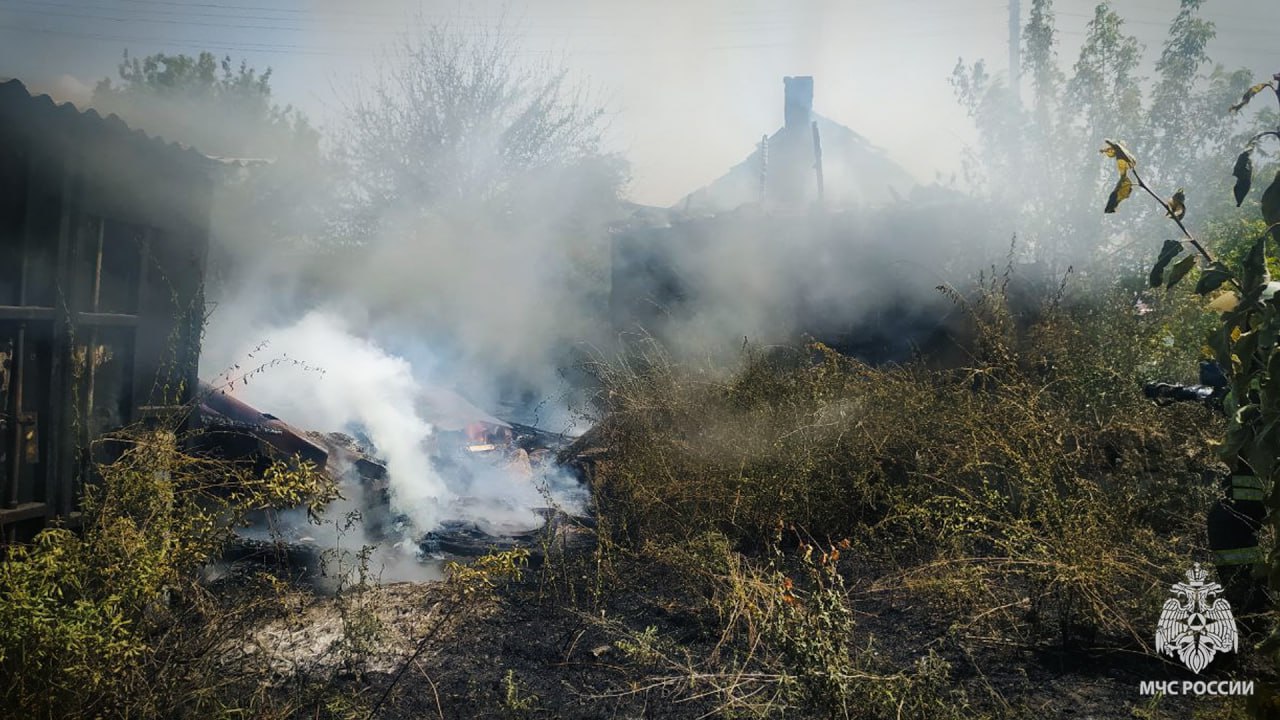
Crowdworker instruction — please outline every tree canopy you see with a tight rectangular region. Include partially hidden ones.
[92,51,336,291]
[952,0,1261,272]
[339,21,626,231]
[92,50,315,159]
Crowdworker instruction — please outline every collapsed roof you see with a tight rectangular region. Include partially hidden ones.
[677,76,916,214]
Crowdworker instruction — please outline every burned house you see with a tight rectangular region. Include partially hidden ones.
[0,79,216,539]
[611,208,961,363]
[611,76,954,362]
[678,76,915,214]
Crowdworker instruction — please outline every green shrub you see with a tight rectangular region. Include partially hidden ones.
[0,428,336,718]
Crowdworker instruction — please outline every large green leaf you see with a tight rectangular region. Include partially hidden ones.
[1249,420,1278,479]
[1104,171,1133,214]
[1266,350,1280,406]
[1256,303,1280,355]
[1150,240,1184,288]
[1209,323,1233,366]
[1224,409,1256,460]
[1263,171,1280,244]
[1244,234,1270,293]
[1165,254,1196,289]
[1196,262,1234,295]
[1233,151,1254,207]
[1236,329,1262,378]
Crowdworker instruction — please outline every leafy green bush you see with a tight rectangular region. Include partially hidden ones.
[1095,69,1280,718]
[0,428,336,718]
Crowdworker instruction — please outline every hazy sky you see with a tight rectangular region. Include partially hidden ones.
[1,0,1277,205]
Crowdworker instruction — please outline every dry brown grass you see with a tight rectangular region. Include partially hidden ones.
[579,269,1224,706]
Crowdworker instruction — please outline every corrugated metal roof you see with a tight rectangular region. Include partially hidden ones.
[0,78,265,168]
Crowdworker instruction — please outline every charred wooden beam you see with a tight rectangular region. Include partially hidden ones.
[0,306,53,321]
[0,501,48,526]
[197,383,329,469]
[75,312,138,327]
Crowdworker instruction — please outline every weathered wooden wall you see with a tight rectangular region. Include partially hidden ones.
[0,79,214,540]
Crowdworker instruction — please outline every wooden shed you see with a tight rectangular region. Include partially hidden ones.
[0,79,217,539]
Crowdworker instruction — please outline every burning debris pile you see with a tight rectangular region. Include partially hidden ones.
[195,379,589,581]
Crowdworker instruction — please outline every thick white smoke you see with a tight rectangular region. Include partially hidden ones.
[207,308,582,539]
[217,310,449,530]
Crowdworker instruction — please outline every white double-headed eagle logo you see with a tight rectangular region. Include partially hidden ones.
[1155,563,1238,674]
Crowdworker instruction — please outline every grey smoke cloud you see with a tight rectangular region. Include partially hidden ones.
[208,308,586,540]
[5,0,1278,545]
[7,1,1276,208]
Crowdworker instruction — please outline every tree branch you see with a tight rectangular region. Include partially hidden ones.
[1128,167,1213,263]
[1246,130,1280,148]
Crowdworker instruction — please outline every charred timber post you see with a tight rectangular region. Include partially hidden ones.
[179,170,215,421]
[5,154,32,513]
[83,218,105,445]
[130,227,153,422]
[5,334,24,514]
[5,329,23,512]
[759,133,769,205]
[49,149,81,519]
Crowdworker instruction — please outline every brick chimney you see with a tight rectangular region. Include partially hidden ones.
[783,76,813,133]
